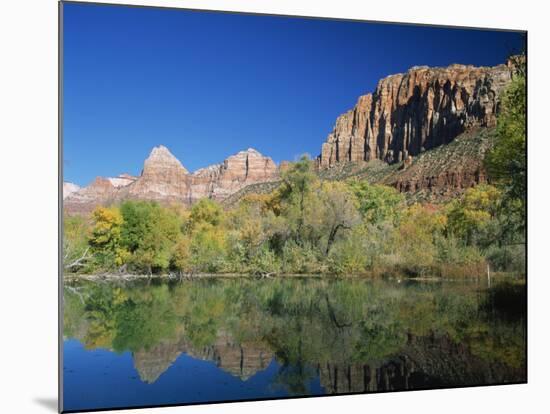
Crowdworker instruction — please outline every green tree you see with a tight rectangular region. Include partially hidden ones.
[348,181,405,225]
[188,199,224,230]
[89,206,128,269]
[119,201,182,274]
[485,56,526,234]
[394,204,447,274]
[278,156,318,244]
[189,223,227,272]
[317,181,361,255]
[328,227,369,274]
[446,185,501,246]
[120,201,154,252]
[172,238,192,274]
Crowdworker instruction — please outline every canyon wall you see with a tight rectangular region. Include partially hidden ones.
[318,60,516,168]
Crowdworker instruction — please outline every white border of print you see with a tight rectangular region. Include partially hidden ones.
[1,0,548,413]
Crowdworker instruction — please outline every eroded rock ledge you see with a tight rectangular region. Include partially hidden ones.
[318,59,518,168]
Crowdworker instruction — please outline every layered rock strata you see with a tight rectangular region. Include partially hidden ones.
[64,146,279,214]
[318,60,516,168]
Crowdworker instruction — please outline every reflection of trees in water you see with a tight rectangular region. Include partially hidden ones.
[64,278,526,393]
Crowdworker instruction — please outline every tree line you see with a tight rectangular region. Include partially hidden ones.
[63,174,524,277]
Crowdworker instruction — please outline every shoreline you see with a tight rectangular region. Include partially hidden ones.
[63,272,523,283]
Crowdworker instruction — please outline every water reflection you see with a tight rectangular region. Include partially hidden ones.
[63,278,526,410]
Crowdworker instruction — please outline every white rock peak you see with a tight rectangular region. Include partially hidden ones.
[144,145,188,174]
[63,182,81,199]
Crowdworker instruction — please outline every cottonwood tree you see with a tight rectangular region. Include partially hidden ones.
[348,181,405,226]
[119,201,181,274]
[394,204,447,274]
[278,155,318,245]
[446,185,501,246]
[89,206,127,270]
[317,181,361,255]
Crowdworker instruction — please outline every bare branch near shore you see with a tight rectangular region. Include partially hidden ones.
[64,247,91,271]
[254,271,276,279]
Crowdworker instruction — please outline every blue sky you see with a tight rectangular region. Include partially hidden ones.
[62,2,524,186]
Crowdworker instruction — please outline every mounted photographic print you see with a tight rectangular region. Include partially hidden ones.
[60,1,527,412]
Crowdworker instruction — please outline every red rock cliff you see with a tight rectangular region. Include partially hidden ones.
[64,146,279,214]
[319,60,516,168]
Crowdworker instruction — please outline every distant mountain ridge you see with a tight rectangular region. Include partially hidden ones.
[64,146,278,214]
[64,58,520,214]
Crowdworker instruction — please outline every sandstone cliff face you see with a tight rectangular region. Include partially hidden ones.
[64,174,137,212]
[192,148,278,201]
[319,60,515,168]
[63,177,119,213]
[64,146,279,214]
[117,145,191,203]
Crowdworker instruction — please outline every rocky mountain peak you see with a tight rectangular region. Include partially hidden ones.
[64,146,279,214]
[143,145,188,175]
[191,148,279,201]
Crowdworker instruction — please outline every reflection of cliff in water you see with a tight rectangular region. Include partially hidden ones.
[133,332,273,383]
[63,278,526,392]
[319,333,524,394]
[200,332,273,380]
[132,330,524,389]
[133,339,187,383]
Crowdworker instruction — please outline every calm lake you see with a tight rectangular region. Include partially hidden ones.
[62,277,526,412]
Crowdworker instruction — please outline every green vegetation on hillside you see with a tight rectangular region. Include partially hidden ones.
[224,127,497,208]
[64,158,524,277]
